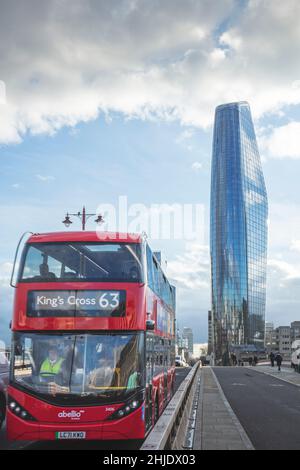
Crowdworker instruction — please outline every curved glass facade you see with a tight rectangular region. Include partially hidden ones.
[210,102,268,365]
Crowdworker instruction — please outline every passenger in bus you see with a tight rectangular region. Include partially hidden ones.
[39,262,56,280]
[88,356,116,388]
[126,357,140,389]
[129,266,139,281]
[127,370,138,389]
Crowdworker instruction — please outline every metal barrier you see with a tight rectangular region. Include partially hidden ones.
[141,362,200,451]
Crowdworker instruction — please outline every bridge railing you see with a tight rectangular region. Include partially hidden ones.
[141,362,200,451]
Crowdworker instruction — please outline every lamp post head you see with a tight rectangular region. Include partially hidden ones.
[95,215,104,225]
[62,215,72,228]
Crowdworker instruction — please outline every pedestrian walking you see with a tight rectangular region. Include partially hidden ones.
[275,353,283,372]
[231,353,237,366]
[249,356,253,366]
[254,355,258,366]
[269,352,275,367]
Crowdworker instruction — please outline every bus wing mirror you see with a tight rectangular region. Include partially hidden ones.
[146,320,155,331]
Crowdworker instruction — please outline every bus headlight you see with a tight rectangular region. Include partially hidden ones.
[8,397,36,422]
[107,393,144,421]
[9,401,17,410]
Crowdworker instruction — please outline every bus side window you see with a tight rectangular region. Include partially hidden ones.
[162,275,167,306]
[146,245,155,291]
[166,340,169,366]
[156,335,160,366]
[146,334,154,382]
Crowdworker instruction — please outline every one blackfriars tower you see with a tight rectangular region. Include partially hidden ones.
[210,102,268,365]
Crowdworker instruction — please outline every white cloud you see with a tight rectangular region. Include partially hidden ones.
[268,203,300,249]
[0,262,13,280]
[219,29,242,51]
[191,162,203,171]
[0,103,22,144]
[268,258,300,281]
[261,122,300,159]
[266,253,300,322]
[167,243,210,290]
[265,202,300,323]
[209,48,227,65]
[2,1,300,143]
[175,129,195,144]
[0,80,6,104]
[291,240,300,252]
[35,174,55,182]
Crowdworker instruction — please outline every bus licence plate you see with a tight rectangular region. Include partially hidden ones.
[56,431,86,440]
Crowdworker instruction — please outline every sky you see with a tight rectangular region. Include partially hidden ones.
[1,0,300,345]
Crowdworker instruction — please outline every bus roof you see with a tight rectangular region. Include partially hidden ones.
[27,231,143,244]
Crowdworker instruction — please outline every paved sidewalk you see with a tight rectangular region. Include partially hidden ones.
[249,365,300,387]
[193,367,253,450]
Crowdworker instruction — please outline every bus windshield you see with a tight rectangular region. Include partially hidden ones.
[12,332,145,405]
[19,242,143,283]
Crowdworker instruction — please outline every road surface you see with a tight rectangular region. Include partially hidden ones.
[0,367,191,450]
[214,367,300,450]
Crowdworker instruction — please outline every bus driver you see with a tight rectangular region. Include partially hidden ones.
[40,346,64,380]
[39,345,71,395]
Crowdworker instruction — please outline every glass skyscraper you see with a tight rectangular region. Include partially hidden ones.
[210,102,268,365]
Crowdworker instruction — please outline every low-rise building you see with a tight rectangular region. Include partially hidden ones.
[276,326,291,359]
[291,322,300,343]
[265,322,276,354]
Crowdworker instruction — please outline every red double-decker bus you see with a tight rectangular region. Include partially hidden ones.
[7,232,176,442]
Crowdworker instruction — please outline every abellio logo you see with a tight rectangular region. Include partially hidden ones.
[58,410,85,420]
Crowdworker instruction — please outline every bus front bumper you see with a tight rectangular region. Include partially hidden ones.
[7,408,146,441]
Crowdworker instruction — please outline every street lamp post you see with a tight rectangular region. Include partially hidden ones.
[62,206,104,231]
